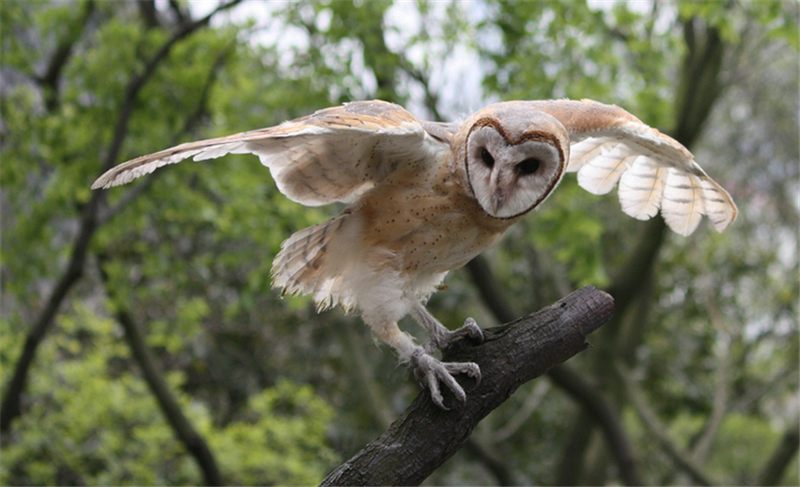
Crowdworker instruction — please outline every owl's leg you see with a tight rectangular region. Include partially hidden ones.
[409,303,484,353]
[371,319,479,409]
[409,347,480,409]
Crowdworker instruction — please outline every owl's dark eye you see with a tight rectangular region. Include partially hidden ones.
[480,148,495,168]
[516,158,541,175]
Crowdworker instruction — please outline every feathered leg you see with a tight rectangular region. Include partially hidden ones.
[377,303,482,409]
[410,302,483,353]
[369,316,481,410]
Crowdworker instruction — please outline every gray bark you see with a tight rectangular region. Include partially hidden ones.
[320,286,614,486]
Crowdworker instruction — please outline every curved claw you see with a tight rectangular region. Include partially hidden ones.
[460,317,484,344]
[410,348,481,410]
[444,360,481,389]
[423,317,485,353]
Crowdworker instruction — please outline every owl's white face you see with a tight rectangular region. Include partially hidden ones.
[465,123,566,219]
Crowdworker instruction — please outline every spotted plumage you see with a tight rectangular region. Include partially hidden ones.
[93,99,737,409]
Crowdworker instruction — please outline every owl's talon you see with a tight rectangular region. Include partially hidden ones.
[424,317,484,352]
[410,348,480,409]
[461,317,484,343]
[447,359,482,388]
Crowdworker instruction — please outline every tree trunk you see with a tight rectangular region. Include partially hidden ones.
[320,286,613,486]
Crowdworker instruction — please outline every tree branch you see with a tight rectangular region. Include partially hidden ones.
[465,256,517,323]
[554,410,595,485]
[340,318,396,430]
[546,364,642,485]
[0,189,100,433]
[463,437,516,486]
[616,362,717,486]
[97,255,224,486]
[549,16,730,484]
[0,0,243,435]
[757,423,800,486]
[690,284,732,463]
[98,43,234,226]
[36,0,96,111]
[465,254,642,485]
[491,380,550,443]
[100,0,243,177]
[320,286,613,486]
[604,218,666,320]
[674,21,725,147]
[137,0,160,30]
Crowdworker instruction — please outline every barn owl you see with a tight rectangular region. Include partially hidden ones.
[93,100,737,409]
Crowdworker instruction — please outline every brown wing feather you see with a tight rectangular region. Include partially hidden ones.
[92,100,445,207]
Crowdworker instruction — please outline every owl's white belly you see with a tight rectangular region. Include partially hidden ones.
[271,175,515,321]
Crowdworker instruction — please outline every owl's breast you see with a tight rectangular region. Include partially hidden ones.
[356,174,520,281]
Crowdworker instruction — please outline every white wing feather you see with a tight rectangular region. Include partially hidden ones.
[567,121,736,236]
[576,144,641,195]
[529,99,737,235]
[618,157,667,221]
[661,168,705,236]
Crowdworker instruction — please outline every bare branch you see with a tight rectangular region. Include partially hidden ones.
[758,423,800,486]
[0,0,244,435]
[674,21,726,147]
[463,437,516,486]
[137,0,160,29]
[731,365,797,414]
[36,0,96,111]
[96,173,158,227]
[98,43,234,226]
[465,254,642,485]
[320,286,613,486]
[340,318,396,430]
[465,256,517,323]
[97,255,224,486]
[691,284,732,462]
[0,190,100,433]
[604,217,666,319]
[101,0,244,176]
[554,411,595,485]
[616,363,717,486]
[491,380,550,443]
[547,364,642,485]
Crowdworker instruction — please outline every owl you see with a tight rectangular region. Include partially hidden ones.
[93,100,737,409]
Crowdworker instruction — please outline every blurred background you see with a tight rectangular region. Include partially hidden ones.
[1,1,797,485]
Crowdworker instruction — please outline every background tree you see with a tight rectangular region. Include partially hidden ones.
[1,0,797,485]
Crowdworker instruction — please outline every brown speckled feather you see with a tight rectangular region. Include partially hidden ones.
[92,98,739,409]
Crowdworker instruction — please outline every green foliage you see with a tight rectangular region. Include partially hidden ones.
[2,0,798,485]
[2,2,339,484]
[0,308,337,486]
[210,380,339,485]
[706,413,796,485]
[527,183,610,287]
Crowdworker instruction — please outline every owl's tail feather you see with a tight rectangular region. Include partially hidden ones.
[271,213,351,312]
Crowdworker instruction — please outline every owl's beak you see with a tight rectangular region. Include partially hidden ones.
[492,182,513,215]
[489,172,511,214]
[492,189,505,214]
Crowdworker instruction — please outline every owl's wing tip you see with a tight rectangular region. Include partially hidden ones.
[710,211,738,234]
[91,174,118,190]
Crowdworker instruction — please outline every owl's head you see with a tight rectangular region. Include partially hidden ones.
[462,103,569,219]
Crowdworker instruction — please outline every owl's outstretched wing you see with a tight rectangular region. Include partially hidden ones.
[92,100,446,206]
[529,99,737,236]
